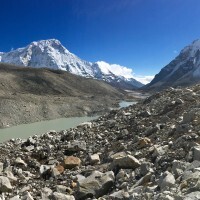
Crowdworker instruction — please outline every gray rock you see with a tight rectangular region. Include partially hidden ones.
[193,146,200,161]
[112,154,141,169]
[0,176,12,192]
[89,154,100,165]
[109,190,130,199]
[129,185,144,195]
[134,172,152,187]
[182,111,195,123]
[22,192,34,200]
[184,191,200,200]
[77,170,115,199]
[9,196,21,200]
[15,157,27,167]
[153,145,169,157]
[5,171,18,183]
[41,187,53,200]
[0,162,3,174]
[182,171,200,181]
[24,145,35,152]
[20,186,32,193]
[155,193,175,200]
[52,192,75,200]
[56,185,68,194]
[140,162,152,176]
[158,171,175,191]
[172,160,189,178]
[67,140,86,152]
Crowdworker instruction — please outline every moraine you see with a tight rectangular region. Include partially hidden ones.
[0,101,136,143]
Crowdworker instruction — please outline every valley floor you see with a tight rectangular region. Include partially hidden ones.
[0,93,121,128]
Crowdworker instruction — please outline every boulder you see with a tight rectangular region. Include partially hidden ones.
[56,185,69,194]
[76,170,115,199]
[15,157,27,167]
[23,191,34,200]
[112,154,141,169]
[0,176,12,192]
[140,162,153,176]
[109,190,130,199]
[182,111,195,123]
[153,145,168,157]
[89,154,100,165]
[52,192,75,200]
[193,146,200,161]
[172,160,189,178]
[158,171,175,191]
[63,156,81,169]
[184,191,200,200]
[67,141,86,152]
[0,162,3,173]
[41,187,53,200]
[9,196,21,200]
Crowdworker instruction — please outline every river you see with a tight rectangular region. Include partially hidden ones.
[0,101,136,143]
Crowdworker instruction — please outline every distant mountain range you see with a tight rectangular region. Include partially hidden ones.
[145,39,200,90]
[0,39,143,89]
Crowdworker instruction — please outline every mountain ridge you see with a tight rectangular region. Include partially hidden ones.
[0,39,143,89]
[144,39,200,90]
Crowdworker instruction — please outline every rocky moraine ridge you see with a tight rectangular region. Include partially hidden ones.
[1,85,200,199]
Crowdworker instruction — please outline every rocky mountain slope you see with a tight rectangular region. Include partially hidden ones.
[1,84,200,199]
[145,39,200,90]
[0,39,143,89]
[0,63,124,128]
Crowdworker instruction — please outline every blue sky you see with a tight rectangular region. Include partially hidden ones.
[0,0,200,80]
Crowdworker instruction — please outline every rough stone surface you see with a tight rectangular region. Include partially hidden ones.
[158,171,175,190]
[112,154,141,169]
[52,192,75,200]
[76,171,115,199]
[89,154,100,164]
[63,156,81,169]
[0,176,12,193]
[1,85,200,199]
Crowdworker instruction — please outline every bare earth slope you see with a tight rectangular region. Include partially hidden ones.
[0,63,124,128]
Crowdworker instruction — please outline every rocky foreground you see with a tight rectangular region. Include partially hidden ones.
[1,85,200,199]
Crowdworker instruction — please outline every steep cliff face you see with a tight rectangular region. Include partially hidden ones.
[145,39,200,90]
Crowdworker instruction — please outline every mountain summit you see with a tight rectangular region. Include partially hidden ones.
[0,39,143,89]
[145,39,200,90]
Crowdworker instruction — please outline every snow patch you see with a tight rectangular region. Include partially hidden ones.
[182,39,200,57]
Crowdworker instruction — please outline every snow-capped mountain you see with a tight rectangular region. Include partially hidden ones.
[0,39,143,89]
[0,39,94,77]
[145,39,200,90]
[93,61,144,89]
